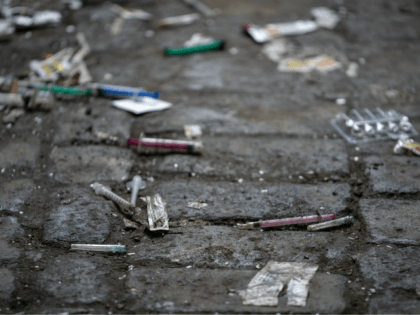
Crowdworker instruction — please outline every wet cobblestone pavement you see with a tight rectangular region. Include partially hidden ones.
[1,0,420,313]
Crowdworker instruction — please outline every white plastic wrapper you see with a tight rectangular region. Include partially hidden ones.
[311,7,340,29]
[146,194,169,231]
[32,11,62,26]
[261,39,288,62]
[111,97,172,115]
[245,20,318,43]
[184,33,215,47]
[239,261,318,307]
[184,125,202,140]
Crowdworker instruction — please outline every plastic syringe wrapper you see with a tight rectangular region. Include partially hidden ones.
[146,194,169,231]
[238,261,318,307]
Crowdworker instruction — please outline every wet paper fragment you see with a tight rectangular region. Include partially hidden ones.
[239,261,318,307]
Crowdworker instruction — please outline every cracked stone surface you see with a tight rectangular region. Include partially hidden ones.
[360,199,420,245]
[0,179,35,213]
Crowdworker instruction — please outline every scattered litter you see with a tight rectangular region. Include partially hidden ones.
[278,55,341,73]
[346,62,359,78]
[311,7,340,29]
[5,7,62,29]
[71,244,126,252]
[92,83,157,99]
[335,98,346,105]
[146,194,169,231]
[110,4,152,20]
[261,39,288,62]
[112,97,171,115]
[184,125,202,140]
[184,33,215,47]
[187,201,208,209]
[129,134,204,154]
[307,216,354,231]
[126,175,146,206]
[331,108,418,144]
[237,213,336,230]
[182,0,216,17]
[244,20,318,43]
[394,138,420,156]
[238,261,318,307]
[158,13,201,28]
[165,39,225,56]
[2,108,24,124]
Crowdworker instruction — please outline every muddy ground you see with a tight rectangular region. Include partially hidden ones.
[1,0,420,314]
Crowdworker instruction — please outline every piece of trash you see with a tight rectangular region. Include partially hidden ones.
[129,134,204,154]
[91,182,146,224]
[110,4,152,20]
[112,97,171,115]
[126,175,146,206]
[394,138,420,156]
[331,108,418,144]
[5,7,62,29]
[278,55,341,73]
[184,33,215,47]
[237,213,336,230]
[0,92,24,107]
[91,83,157,99]
[71,244,126,252]
[184,125,202,140]
[307,216,354,231]
[146,194,169,231]
[261,39,288,62]
[182,0,216,17]
[0,19,15,40]
[187,201,208,209]
[158,13,200,28]
[311,7,340,29]
[110,17,124,35]
[335,98,346,105]
[32,84,91,96]
[243,20,318,43]
[238,261,318,307]
[346,62,359,78]
[2,108,24,124]
[164,39,225,56]
[123,217,140,229]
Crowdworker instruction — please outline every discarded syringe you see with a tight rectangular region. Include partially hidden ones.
[128,133,203,154]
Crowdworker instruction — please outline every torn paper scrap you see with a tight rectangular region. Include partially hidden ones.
[311,7,340,29]
[239,261,318,307]
[146,194,169,231]
[278,55,341,73]
[111,97,172,115]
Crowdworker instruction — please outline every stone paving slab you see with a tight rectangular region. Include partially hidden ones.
[43,188,113,246]
[0,268,14,302]
[364,155,420,195]
[148,180,350,220]
[358,246,420,292]
[153,138,349,178]
[359,199,420,245]
[129,226,352,268]
[0,216,25,264]
[50,145,133,183]
[369,292,420,314]
[0,137,40,169]
[0,179,35,213]
[37,254,113,304]
[125,268,347,314]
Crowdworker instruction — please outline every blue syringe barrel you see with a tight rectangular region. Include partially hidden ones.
[95,84,159,99]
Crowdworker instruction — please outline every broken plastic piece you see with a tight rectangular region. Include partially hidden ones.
[307,216,354,231]
[111,97,171,115]
[126,175,146,206]
[331,107,419,144]
[129,134,204,154]
[239,261,318,307]
[244,20,318,43]
[158,13,200,28]
[71,244,126,252]
[184,125,202,140]
[311,7,340,29]
[237,214,336,230]
[394,138,420,156]
[164,40,225,56]
[146,194,169,231]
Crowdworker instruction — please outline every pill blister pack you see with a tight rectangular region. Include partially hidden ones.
[331,107,418,144]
